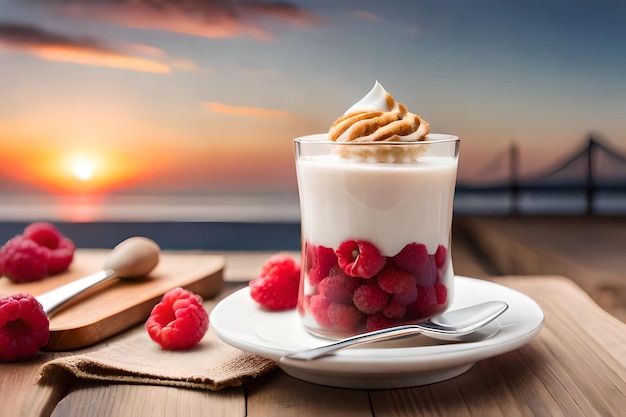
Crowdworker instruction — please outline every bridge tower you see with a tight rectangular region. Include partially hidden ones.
[586,135,596,215]
[510,142,520,214]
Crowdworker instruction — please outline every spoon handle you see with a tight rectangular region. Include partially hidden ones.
[36,269,116,316]
[283,325,423,361]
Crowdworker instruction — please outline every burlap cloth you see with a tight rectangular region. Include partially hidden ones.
[37,300,277,391]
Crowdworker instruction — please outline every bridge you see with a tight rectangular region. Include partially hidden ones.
[456,134,626,214]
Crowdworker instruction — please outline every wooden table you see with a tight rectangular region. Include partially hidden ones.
[456,216,626,322]
[2,268,626,416]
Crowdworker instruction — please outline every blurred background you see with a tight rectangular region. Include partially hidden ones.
[1,0,625,249]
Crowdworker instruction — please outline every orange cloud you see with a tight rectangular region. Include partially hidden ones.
[203,102,291,118]
[37,0,326,40]
[0,23,170,73]
[125,43,167,57]
[33,45,170,73]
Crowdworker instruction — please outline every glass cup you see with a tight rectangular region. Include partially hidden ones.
[294,134,460,339]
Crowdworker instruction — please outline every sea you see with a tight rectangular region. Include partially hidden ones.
[1,190,624,251]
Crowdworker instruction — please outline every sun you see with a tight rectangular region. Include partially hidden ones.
[71,159,96,181]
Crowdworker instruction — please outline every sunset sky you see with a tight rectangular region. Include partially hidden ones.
[1,0,625,196]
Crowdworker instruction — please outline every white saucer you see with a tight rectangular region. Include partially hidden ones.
[210,276,544,389]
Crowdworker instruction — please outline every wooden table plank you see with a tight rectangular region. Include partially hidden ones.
[0,355,68,417]
[51,383,245,417]
[246,371,372,416]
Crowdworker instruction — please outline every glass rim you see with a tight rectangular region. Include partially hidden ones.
[294,133,459,145]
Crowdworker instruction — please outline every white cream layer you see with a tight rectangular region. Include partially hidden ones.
[296,151,458,256]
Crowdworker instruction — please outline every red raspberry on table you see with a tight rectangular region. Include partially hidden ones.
[336,239,385,279]
[318,266,362,304]
[0,222,76,281]
[306,243,337,286]
[327,303,365,332]
[377,264,417,294]
[352,282,389,315]
[260,253,300,282]
[0,236,49,283]
[435,245,447,268]
[24,222,75,275]
[46,237,75,276]
[249,273,299,311]
[392,242,429,275]
[0,293,50,362]
[146,287,209,350]
[23,222,62,249]
[250,253,301,311]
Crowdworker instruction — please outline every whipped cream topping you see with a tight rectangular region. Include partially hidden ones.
[329,81,429,143]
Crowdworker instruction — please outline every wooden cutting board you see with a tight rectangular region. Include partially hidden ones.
[0,249,224,351]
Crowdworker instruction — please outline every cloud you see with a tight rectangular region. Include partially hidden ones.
[170,58,200,72]
[0,22,171,73]
[124,43,167,58]
[203,102,291,118]
[32,0,326,40]
[352,10,382,22]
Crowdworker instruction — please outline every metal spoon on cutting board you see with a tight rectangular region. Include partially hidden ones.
[36,237,160,316]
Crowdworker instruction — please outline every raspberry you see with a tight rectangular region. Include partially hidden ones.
[435,245,447,268]
[382,300,406,320]
[377,264,416,294]
[0,293,50,362]
[336,239,385,279]
[46,237,75,276]
[250,274,299,311]
[0,236,49,282]
[317,266,362,304]
[352,282,389,315]
[308,294,332,327]
[327,303,365,332]
[392,242,428,275]
[406,285,438,319]
[23,222,62,249]
[306,243,337,286]
[146,287,209,350]
[393,284,418,305]
[260,253,300,283]
[0,222,75,281]
[250,253,301,311]
[366,313,396,332]
[414,256,437,286]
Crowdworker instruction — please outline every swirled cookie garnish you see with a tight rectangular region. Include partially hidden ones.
[328,82,430,162]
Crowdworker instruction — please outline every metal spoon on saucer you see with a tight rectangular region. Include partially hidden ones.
[36,237,160,316]
[283,301,508,361]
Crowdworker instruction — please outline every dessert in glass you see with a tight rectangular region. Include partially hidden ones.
[294,82,460,339]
